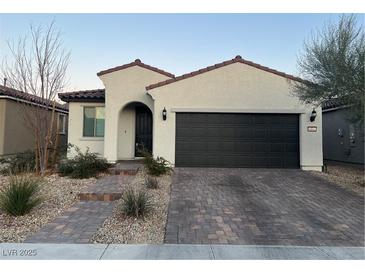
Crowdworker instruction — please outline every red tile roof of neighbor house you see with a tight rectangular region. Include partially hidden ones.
[0,84,68,112]
[322,98,351,111]
[145,55,305,90]
[97,59,175,78]
[58,89,105,102]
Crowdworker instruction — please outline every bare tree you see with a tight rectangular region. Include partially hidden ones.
[1,22,70,175]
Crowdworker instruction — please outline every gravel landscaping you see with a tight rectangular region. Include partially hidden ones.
[91,170,172,244]
[0,174,97,242]
[310,161,364,195]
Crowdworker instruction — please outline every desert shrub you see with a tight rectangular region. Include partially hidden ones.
[58,146,110,179]
[145,175,159,189]
[0,151,36,174]
[121,188,153,218]
[141,151,172,176]
[58,160,74,176]
[0,174,43,216]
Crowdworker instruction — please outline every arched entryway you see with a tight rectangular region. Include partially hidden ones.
[117,102,153,159]
[135,104,153,156]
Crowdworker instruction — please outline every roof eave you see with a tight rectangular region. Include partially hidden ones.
[97,59,174,78]
[58,97,105,103]
[145,55,306,91]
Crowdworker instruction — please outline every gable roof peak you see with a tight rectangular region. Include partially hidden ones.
[97,59,174,78]
[146,55,305,90]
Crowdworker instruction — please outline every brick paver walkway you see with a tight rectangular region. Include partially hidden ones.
[25,167,138,243]
[25,201,114,243]
[78,175,133,201]
[165,168,364,246]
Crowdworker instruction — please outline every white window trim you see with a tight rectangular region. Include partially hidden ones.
[58,113,67,135]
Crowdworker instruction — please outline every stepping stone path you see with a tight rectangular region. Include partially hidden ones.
[25,161,142,244]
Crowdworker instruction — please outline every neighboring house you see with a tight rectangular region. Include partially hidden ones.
[322,99,364,165]
[0,84,69,156]
[59,55,323,171]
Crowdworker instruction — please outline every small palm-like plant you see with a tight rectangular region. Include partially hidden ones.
[0,174,43,216]
[121,188,153,218]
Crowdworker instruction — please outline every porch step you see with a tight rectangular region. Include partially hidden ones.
[109,169,139,176]
[78,192,122,202]
[109,160,143,176]
[78,175,134,201]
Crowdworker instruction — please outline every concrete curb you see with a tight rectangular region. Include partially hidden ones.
[0,243,364,260]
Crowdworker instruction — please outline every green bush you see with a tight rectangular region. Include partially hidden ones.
[121,188,153,218]
[0,174,43,216]
[58,146,110,179]
[0,151,36,174]
[145,175,159,189]
[142,151,172,176]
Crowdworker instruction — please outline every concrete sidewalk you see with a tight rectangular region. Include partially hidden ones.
[0,243,364,260]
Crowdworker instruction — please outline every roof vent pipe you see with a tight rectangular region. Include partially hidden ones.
[3,78,7,86]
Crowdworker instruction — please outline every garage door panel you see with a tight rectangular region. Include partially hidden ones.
[285,143,299,153]
[253,129,267,139]
[175,113,299,168]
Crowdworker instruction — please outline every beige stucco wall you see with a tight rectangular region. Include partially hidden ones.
[149,62,323,171]
[0,100,6,155]
[98,66,171,161]
[2,100,34,154]
[67,102,105,158]
[0,99,68,156]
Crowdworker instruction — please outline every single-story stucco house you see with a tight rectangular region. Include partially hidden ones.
[59,55,323,171]
[322,99,364,165]
[0,84,69,156]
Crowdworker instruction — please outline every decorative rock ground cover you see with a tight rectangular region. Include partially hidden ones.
[24,173,136,243]
[91,170,172,244]
[0,174,96,243]
[311,161,364,195]
[1,162,172,244]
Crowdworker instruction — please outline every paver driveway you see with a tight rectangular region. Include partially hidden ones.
[165,168,364,246]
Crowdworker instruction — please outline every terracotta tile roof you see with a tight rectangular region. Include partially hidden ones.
[0,84,68,112]
[97,59,175,78]
[322,98,350,110]
[58,89,105,103]
[146,55,305,90]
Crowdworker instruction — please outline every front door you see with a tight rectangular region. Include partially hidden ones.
[135,106,153,157]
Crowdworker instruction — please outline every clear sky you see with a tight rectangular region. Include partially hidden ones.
[0,13,361,91]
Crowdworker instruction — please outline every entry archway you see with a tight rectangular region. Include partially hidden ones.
[117,102,153,159]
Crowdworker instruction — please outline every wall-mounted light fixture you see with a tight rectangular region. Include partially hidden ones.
[162,107,167,121]
[310,108,317,122]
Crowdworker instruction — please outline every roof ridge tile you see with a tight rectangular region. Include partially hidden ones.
[146,56,305,90]
[97,59,174,78]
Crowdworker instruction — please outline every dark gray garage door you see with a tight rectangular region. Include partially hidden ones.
[175,113,299,168]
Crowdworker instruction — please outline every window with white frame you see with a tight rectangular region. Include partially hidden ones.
[83,106,105,137]
[58,113,66,134]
